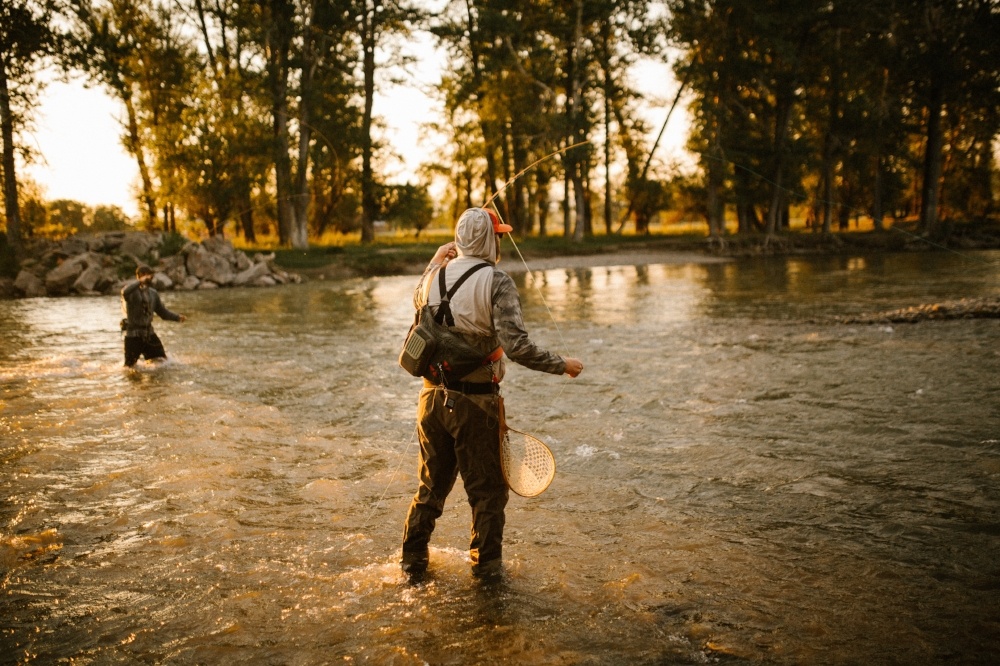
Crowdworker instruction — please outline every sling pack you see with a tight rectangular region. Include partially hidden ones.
[398,262,493,380]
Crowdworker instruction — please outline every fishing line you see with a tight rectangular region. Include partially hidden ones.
[505,233,573,356]
[483,138,591,361]
[485,140,592,209]
[342,424,418,551]
[487,213,577,409]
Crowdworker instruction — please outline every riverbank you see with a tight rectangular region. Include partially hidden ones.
[3,223,999,299]
[280,230,1000,323]
[276,221,1000,280]
[0,232,301,300]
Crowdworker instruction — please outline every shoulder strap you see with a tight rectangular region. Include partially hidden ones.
[434,262,490,327]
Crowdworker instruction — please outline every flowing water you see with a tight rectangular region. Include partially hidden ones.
[2,250,999,665]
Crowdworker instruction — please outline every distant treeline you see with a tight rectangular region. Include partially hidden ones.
[2,0,998,255]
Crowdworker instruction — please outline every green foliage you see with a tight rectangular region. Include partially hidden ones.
[20,195,47,237]
[45,199,87,234]
[0,0,62,252]
[668,0,1000,236]
[159,231,187,257]
[13,0,994,254]
[380,183,434,235]
[90,205,132,232]
[19,199,133,239]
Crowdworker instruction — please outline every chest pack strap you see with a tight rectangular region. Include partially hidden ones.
[434,262,490,327]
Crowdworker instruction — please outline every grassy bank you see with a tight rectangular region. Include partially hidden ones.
[264,233,710,278]
[263,224,1000,279]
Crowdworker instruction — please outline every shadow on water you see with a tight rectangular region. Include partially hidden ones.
[2,251,1000,664]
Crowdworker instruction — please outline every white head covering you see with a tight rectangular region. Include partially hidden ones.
[455,208,500,264]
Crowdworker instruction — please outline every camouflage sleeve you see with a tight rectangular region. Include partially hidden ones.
[414,261,442,308]
[491,270,566,375]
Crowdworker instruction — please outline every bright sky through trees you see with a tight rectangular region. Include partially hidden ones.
[25,42,689,221]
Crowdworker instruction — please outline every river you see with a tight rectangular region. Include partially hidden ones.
[2,249,999,664]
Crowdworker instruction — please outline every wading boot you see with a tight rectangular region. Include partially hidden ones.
[400,551,429,581]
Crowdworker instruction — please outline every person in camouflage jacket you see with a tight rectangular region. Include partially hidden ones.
[400,207,583,580]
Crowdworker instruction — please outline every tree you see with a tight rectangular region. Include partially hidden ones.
[381,181,433,235]
[90,204,131,230]
[433,0,659,239]
[0,0,59,256]
[45,198,88,236]
[70,0,167,230]
[899,0,1000,235]
[355,0,421,244]
[169,0,273,239]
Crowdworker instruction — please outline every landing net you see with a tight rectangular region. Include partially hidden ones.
[500,426,556,498]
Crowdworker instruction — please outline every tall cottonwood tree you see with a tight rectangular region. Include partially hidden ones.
[71,0,168,230]
[24,0,996,249]
[183,0,272,242]
[1,0,60,255]
[433,0,659,238]
[896,0,1000,236]
[670,0,999,238]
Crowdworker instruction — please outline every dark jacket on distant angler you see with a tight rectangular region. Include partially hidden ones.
[121,280,182,336]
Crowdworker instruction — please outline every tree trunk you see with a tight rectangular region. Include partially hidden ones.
[463,0,499,202]
[510,131,528,233]
[919,79,945,236]
[359,0,378,244]
[820,139,834,235]
[292,8,316,250]
[821,28,842,235]
[872,154,885,232]
[562,167,571,237]
[765,94,793,236]
[122,91,157,230]
[572,170,586,241]
[570,0,586,242]
[871,67,889,232]
[162,203,177,233]
[0,61,23,256]
[537,169,550,236]
[266,1,294,246]
[273,94,294,245]
[498,124,513,222]
[603,65,612,234]
[239,191,256,243]
[706,132,725,237]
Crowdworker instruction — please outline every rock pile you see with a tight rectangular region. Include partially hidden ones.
[4,231,301,299]
[836,297,1000,324]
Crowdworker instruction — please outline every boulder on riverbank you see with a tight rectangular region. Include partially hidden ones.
[5,231,301,300]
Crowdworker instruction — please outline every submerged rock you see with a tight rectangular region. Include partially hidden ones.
[837,297,1000,324]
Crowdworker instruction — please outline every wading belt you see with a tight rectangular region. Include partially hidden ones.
[423,378,499,395]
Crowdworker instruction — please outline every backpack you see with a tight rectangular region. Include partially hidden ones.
[398,262,492,381]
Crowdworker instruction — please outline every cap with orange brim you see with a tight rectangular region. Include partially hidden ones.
[485,208,513,234]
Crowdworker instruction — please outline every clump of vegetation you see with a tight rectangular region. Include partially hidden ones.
[159,231,188,257]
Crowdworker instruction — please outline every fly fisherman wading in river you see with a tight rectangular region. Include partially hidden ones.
[120,265,187,367]
[400,207,584,580]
